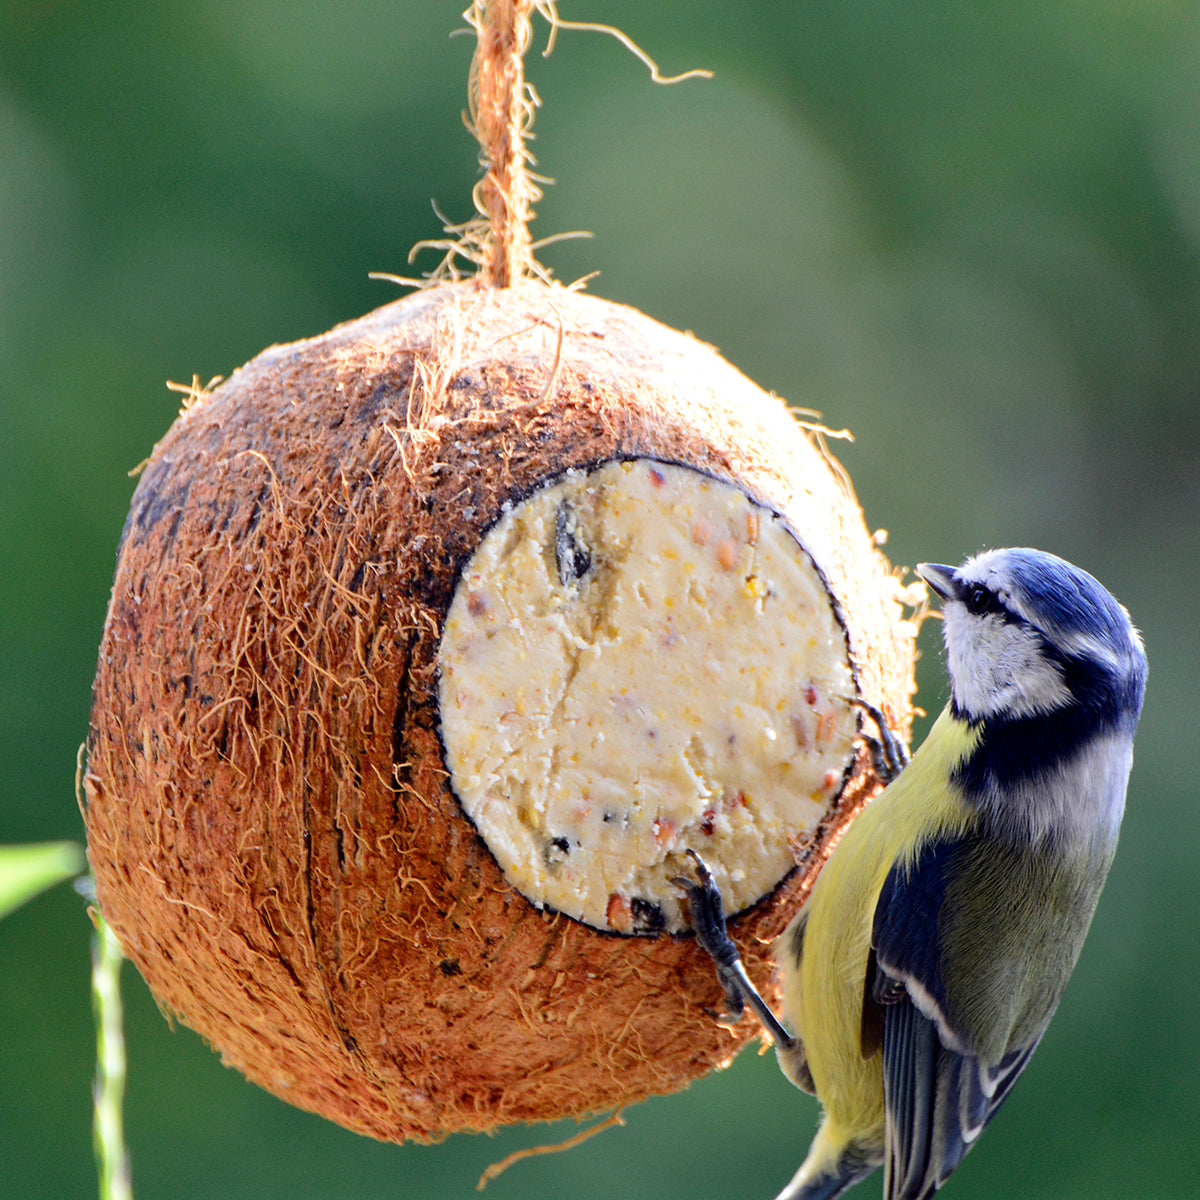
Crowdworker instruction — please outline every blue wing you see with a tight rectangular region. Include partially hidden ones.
[870,838,1042,1200]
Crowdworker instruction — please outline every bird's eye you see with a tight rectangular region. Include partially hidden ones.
[964,585,997,616]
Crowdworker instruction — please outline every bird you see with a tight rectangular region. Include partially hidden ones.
[676,547,1146,1200]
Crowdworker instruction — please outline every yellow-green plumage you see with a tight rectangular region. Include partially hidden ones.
[776,708,981,1184]
[680,549,1145,1200]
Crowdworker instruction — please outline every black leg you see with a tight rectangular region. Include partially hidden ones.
[674,851,797,1052]
[850,697,909,783]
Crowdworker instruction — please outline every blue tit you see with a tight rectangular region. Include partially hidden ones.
[678,547,1146,1200]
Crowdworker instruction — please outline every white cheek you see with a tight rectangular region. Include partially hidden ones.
[944,605,1072,720]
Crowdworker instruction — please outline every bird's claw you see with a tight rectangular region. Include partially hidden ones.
[849,696,910,783]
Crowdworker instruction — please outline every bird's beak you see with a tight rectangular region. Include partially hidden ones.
[916,562,957,601]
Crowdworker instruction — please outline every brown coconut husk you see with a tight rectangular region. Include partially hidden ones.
[84,0,919,1144]
[84,278,917,1141]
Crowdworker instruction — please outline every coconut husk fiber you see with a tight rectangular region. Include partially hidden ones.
[84,278,918,1141]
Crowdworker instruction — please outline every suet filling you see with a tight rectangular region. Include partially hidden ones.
[437,458,857,933]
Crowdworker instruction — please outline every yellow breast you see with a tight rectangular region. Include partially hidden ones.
[776,706,980,1135]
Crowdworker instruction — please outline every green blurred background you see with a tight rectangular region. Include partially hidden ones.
[3,1,1198,1197]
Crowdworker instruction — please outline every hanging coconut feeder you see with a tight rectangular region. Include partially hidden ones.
[83,0,919,1144]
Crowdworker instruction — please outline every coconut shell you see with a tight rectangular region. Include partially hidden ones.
[84,278,917,1142]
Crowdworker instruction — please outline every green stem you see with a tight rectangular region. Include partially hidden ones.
[91,908,132,1200]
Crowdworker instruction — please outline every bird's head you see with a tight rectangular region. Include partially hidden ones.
[918,548,1146,731]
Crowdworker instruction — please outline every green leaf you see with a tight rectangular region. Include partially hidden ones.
[0,842,87,920]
